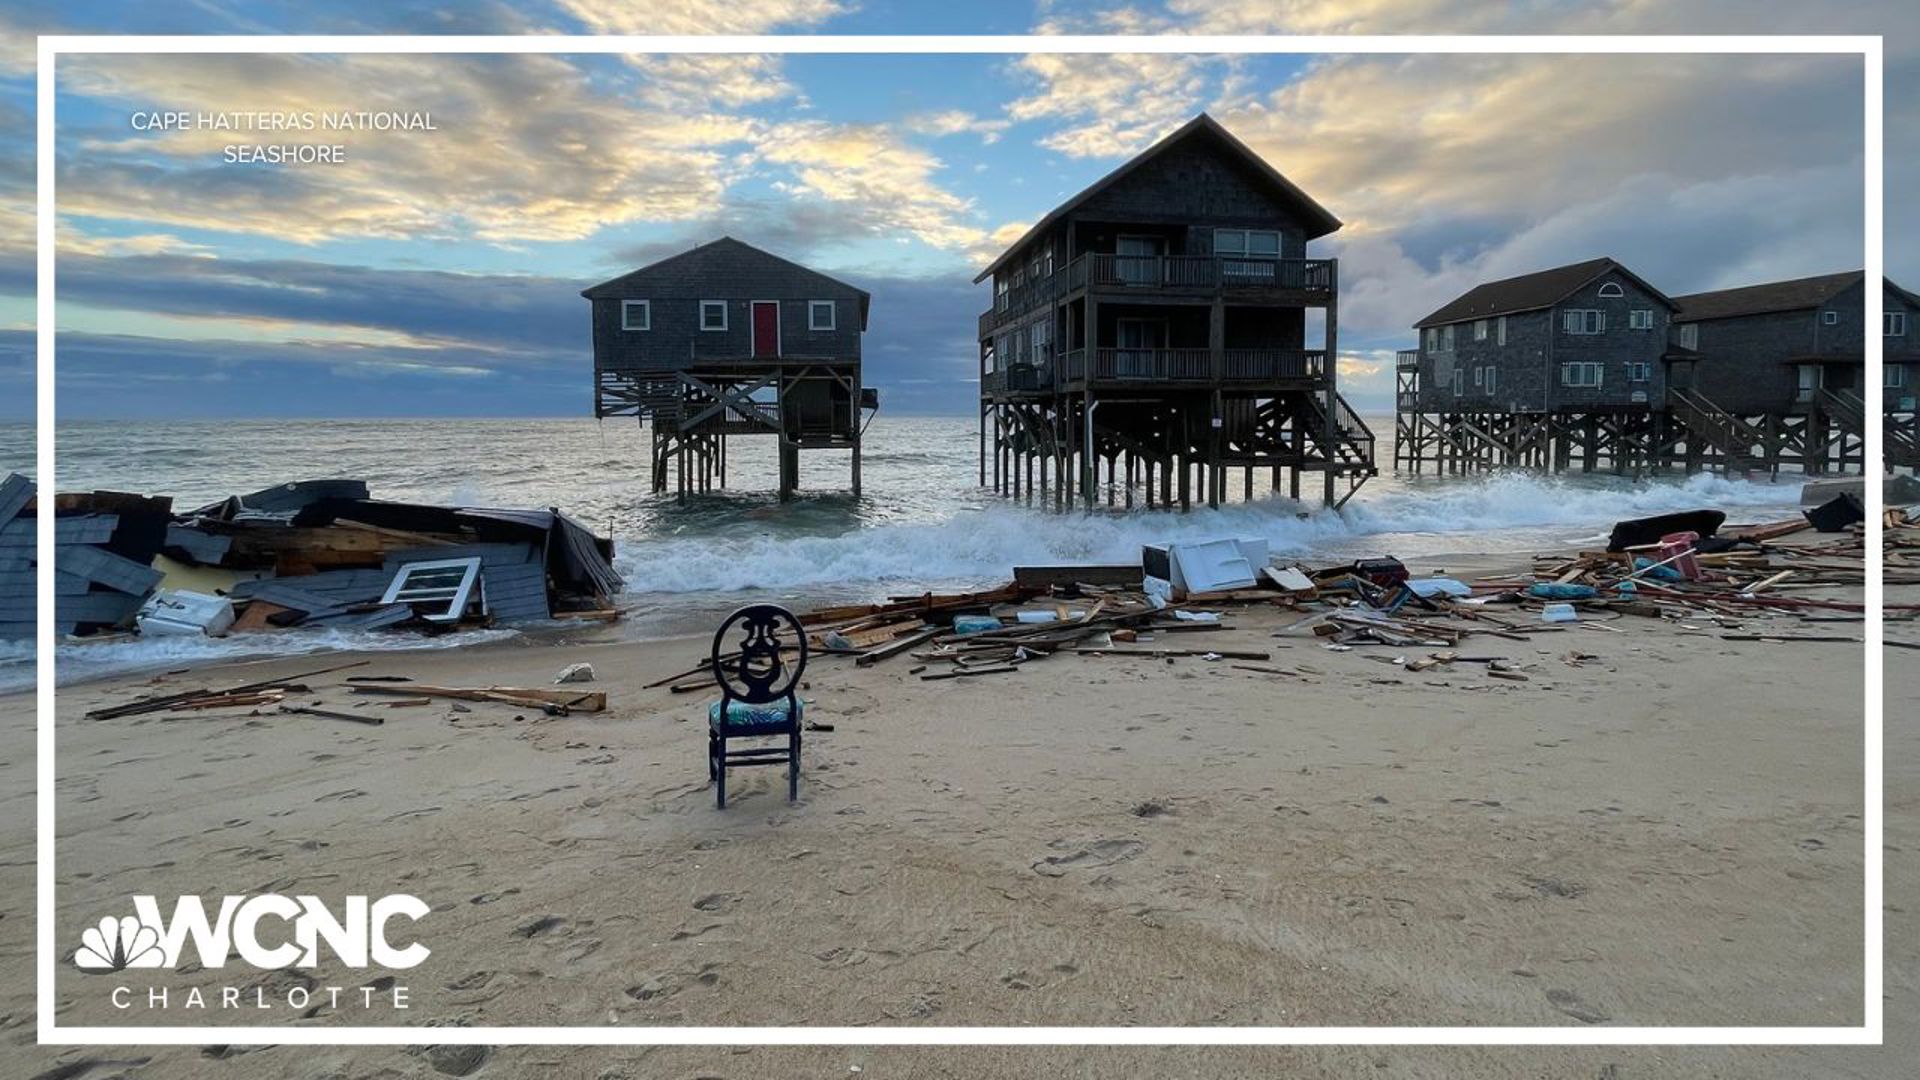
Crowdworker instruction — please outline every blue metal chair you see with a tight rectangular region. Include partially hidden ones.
[707,604,808,808]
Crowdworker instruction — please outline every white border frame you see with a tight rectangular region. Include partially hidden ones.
[35,32,1882,1048]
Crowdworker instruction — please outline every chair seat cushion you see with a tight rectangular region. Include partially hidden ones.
[708,697,801,733]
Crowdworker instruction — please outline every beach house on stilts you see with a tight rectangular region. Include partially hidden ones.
[975,113,1377,511]
[584,237,877,500]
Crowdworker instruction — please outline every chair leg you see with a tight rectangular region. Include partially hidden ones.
[707,733,718,781]
[788,729,801,801]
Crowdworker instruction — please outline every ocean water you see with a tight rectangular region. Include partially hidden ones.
[0,416,1806,688]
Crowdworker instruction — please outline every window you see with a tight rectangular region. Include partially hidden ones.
[1474,319,1488,341]
[382,557,484,624]
[1563,309,1606,335]
[1472,364,1484,386]
[1439,324,1455,351]
[620,299,650,331]
[700,300,728,331]
[1888,312,1909,336]
[1678,323,1699,350]
[1561,362,1604,388]
[1597,282,1625,298]
[1045,245,1055,277]
[1496,315,1507,346]
[1423,327,1438,352]
[1887,364,1908,389]
[1214,229,1281,257]
[1030,257,1042,281]
[1823,310,1839,325]
[1030,317,1051,365]
[1626,361,1651,382]
[808,300,836,331]
[1451,369,1464,395]
[1484,367,1497,394]
[1629,309,1654,330]
[996,278,1010,313]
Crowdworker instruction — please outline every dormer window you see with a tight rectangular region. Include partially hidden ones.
[621,299,650,331]
[1597,282,1625,298]
[700,300,728,331]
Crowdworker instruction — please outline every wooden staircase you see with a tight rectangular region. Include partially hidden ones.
[1303,391,1379,507]
[1667,388,1764,475]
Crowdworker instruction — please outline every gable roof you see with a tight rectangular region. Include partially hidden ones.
[972,113,1341,284]
[1671,271,1863,323]
[580,236,871,328]
[1414,257,1675,328]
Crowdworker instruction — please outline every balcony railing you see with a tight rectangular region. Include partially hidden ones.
[1396,349,1419,371]
[980,253,1336,336]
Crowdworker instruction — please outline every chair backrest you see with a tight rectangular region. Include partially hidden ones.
[711,604,808,708]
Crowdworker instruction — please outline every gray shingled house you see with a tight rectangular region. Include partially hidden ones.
[975,112,1375,511]
[1407,257,1678,414]
[1670,271,1916,471]
[583,237,875,499]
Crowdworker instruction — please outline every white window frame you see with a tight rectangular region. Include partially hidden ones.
[1823,310,1840,325]
[1484,367,1497,394]
[1474,319,1488,341]
[1439,324,1455,351]
[1563,309,1606,335]
[1472,364,1484,386]
[1887,312,1909,337]
[1885,364,1908,389]
[1045,245,1056,276]
[700,300,729,331]
[620,299,650,331]
[1678,323,1699,350]
[381,557,484,624]
[1030,317,1051,365]
[1561,362,1605,388]
[1597,281,1625,298]
[808,300,836,331]
[1496,315,1507,346]
[1626,361,1651,382]
[995,277,1010,313]
[1450,369,1464,396]
[1628,309,1654,330]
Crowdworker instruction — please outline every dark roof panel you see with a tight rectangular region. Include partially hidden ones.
[1672,271,1864,323]
[973,113,1341,283]
[1414,257,1676,328]
[581,236,872,328]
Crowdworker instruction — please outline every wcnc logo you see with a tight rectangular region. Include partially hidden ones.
[75,894,430,972]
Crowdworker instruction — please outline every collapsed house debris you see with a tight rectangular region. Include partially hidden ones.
[0,474,623,641]
[657,503,1913,690]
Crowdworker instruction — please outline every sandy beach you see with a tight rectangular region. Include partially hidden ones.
[1,545,1908,1078]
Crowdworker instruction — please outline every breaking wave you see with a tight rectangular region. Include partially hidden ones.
[613,471,1800,595]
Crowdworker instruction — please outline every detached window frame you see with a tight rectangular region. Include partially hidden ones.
[381,557,485,624]
[700,300,729,332]
[808,300,837,331]
[620,299,650,331]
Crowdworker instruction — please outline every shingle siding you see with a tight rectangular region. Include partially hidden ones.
[586,238,866,372]
[1416,268,1669,412]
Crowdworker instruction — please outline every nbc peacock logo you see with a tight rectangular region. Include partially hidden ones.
[75,914,166,971]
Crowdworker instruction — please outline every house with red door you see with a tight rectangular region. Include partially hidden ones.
[583,237,874,500]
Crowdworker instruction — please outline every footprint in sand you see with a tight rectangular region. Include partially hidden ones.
[1032,838,1145,877]
[471,888,521,905]
[314,789,367,802]
[512,915,566,938]
[692,892,737,912]
[1544,987,1612,1024]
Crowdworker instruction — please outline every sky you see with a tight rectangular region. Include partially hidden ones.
[0,0,1913,419]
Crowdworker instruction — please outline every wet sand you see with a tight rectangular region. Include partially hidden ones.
[0,550,1907,1078]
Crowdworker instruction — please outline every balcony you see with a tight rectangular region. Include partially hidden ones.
[979,253,1336,336]
[1050,347,1326,385]
[1397,349,1419,371]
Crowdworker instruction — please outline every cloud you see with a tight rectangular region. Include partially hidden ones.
[905,110,1012,144]
[552,0,847,35]
[55,52,758,243]
[759,121,993,256]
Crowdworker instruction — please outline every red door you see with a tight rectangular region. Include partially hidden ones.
[752,302,779,358]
